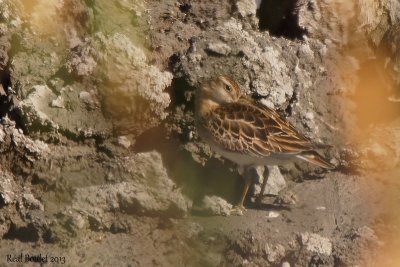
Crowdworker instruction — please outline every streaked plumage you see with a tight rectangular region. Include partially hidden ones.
[195,76,334,213]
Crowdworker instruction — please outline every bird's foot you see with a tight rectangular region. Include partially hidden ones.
[230,204,246,216]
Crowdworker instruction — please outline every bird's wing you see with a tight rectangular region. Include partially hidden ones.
[203,100,315,157]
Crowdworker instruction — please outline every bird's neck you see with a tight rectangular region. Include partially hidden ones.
[195,96,220,118]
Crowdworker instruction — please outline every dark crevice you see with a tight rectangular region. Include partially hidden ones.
[0,70,11,117]
[0,194,6,209]
[3,223,40,242]
[256,0,306,40]
[166,77,196,112]
[42,228,54,243]
[285,91,299,116]
[0,67,26,133]
[179,2,192,13]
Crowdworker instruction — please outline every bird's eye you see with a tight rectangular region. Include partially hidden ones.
[225,84,232,92]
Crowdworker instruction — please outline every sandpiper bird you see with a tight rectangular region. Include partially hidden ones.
[195,75,334,213]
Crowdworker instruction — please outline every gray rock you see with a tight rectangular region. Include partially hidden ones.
[235,0,257,17]
[8,126,49,161]
[6,2,113,140]
[0,171,16,205]
[254,166,286,196]
[20,193,44,211]
[297,0,400,56]
[264,243,286,263]
[265,166,286,195]
[266,211,280,218]
[274,190,298,205]
[7,1,171,140]
[183,222,204,239]
[18,84,111,139]
[92,33,173,136]
[79,91,96,109]
[0,128,5,142]
[117,136,131,149]
[206,42,232,56]
[65,212,87,233]
[50,96,65,109]
[300,232,332,255]
[66,37,97,77]
[72,151,191,218]
[199,195,232,216]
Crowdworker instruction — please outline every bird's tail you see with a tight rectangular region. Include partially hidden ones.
[296,151,335,169]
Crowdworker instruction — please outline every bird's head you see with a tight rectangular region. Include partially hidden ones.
[198,75,241,104]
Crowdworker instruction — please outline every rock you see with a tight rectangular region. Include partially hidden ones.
[298,42,315,60]
[72,151,191,218]
[249,44,295,109]
[0,84,6,97]
[6,2,112,140]
[206,42,232,56]
[274,190,298,205]
[65,212,87,233]
[264,243,286,263]
[66,38,97,77]
[0,171,16,206]
[50,96,65,109]
[110,219,131,234]
[93,33,173,136]
[255,166,286,196]
[353,226,383,246]
[266,211,280,218]
[198,195,232,216]
[297,0,400,59]
[0,128,5,142]
[79,91,95,109]
[19,85,58,131]
[300,232,332,256]
[265,166,286,195]
[235,0,257,17]
[8,0,172,140]
[282,262,290,267]
[117,136,131,149]
[230,208,244,216]
[18,84,110,139]
[21,193,44,211]
[183,222,203,239]
[8,126,49,161]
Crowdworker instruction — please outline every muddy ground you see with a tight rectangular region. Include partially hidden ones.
[0,0,400,266]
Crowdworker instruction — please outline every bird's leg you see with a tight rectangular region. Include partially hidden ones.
[232,167,252,214]
[256,166,270,205]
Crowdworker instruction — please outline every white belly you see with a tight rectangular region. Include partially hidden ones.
[211,142,296,167]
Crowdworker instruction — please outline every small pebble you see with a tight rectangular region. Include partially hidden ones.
[117,136,131,149]
[266,211,280,218]
[282,262,290,267]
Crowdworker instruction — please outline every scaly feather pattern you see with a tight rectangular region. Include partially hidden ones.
[200,98,315,157]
